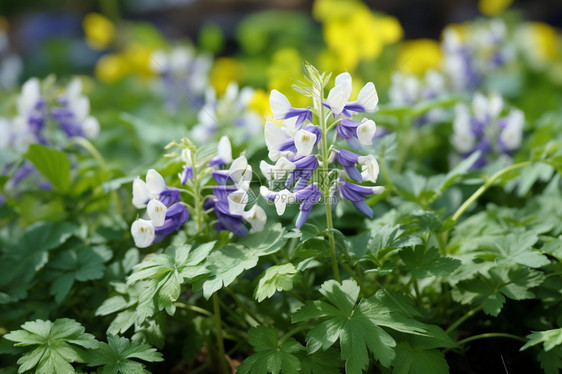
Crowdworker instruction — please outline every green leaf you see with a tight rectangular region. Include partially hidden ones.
[392,342,449,374]
[296,348,342,374]
[399,247,461,278]
[88,334,163,373]
[238,223,288,255]
[49,247,106,302]
[537,347,562,374]
[484,231,550,268]
[452,267,545,316]
[255,263,299,302]
[0,221,76,303]
[4,319,98,374]
[199,244,260,299]
[292,280,428,373]
[237,326,302,374]
[521,328,562,351]
[127,243,212,315]
[24,144,72,193]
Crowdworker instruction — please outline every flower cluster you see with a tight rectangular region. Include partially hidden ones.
[131,169,189,248]
[130,136,266,247]
[150,46,213,111]
[51,78,100,139]
[442,19,513,92]
[190,82,262,144]
[450,92,524,167]
[1,77,99,154]
[260,69,385,228]
[388,70,448,125]
[204,136,266,236]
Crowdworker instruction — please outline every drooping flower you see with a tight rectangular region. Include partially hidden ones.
[323,72,379,118]
[339,179,385,218]
[131,169,188,248]
[260,184,321,229]
[264,119,320,161]
[209,136,233,168]
[269,89,312,126]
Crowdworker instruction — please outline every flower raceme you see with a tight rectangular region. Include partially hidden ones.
[450,92,524,167]
[260,68,384,229]
[130,136,267,248]
[131,169,189,248]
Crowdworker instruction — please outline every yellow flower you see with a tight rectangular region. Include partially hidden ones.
[83,13,115,50]
[478,0,513,16]
[249,89,272,118]
[95,53,128,83]
[210,57,243,95]
[397,39,443,75]
[316,0,404,71]
[528,22,559,62]
[267,48,307,107]
[123,43,155,78]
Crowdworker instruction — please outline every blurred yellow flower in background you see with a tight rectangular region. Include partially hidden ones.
[83,13,116,50]
[314,0,403,72]
[123,43,154,78]
[267,48,307,107]
[527,22,559,62]
[478,0,513,16]
[397,39,443,75]
[211,57,243,95]
[95,53,127,83]
[249,89,272,118]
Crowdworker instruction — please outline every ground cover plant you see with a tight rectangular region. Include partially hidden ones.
[1,0,562,372]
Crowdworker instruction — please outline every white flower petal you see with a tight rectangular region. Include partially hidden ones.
[356,119,377,145]
[260,160,274,182]
[294,129,316,157]
[275,189,295,215]
[180,148,192,165]
[269,89,291,120]
[82,116,99,139]
[216,136,233,164]
[66,78,82,99]
[17,78,41,115]
[358,154,379,183]
[327,72,352,116]
[357,82,379,112]
[132,178,151,208]
[131,219,155,248]
[265,121,290,152]
[228,189,248,215]
[242,205,267,232]
[145,169,166,196]
[147,199,167,227]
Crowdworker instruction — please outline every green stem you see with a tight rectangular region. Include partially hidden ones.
[315,80,340,283]
[445,306,483,335]
[212,293,229,374]
[174,302,213,317]
[451,161,532,222]
[226,287,264,325]
[278,324,312,347]
[444,332,526,353]
[70,137,122,217]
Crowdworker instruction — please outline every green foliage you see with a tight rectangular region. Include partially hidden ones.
[452,267,545,316]
[87,335,163,373]
[0,221,77,303]
[237,326,302,374]
[4,319,99,374]
[24,144,72,193]
[255,263,299,302]
[293,280,428,373]
[399,246,460,278]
